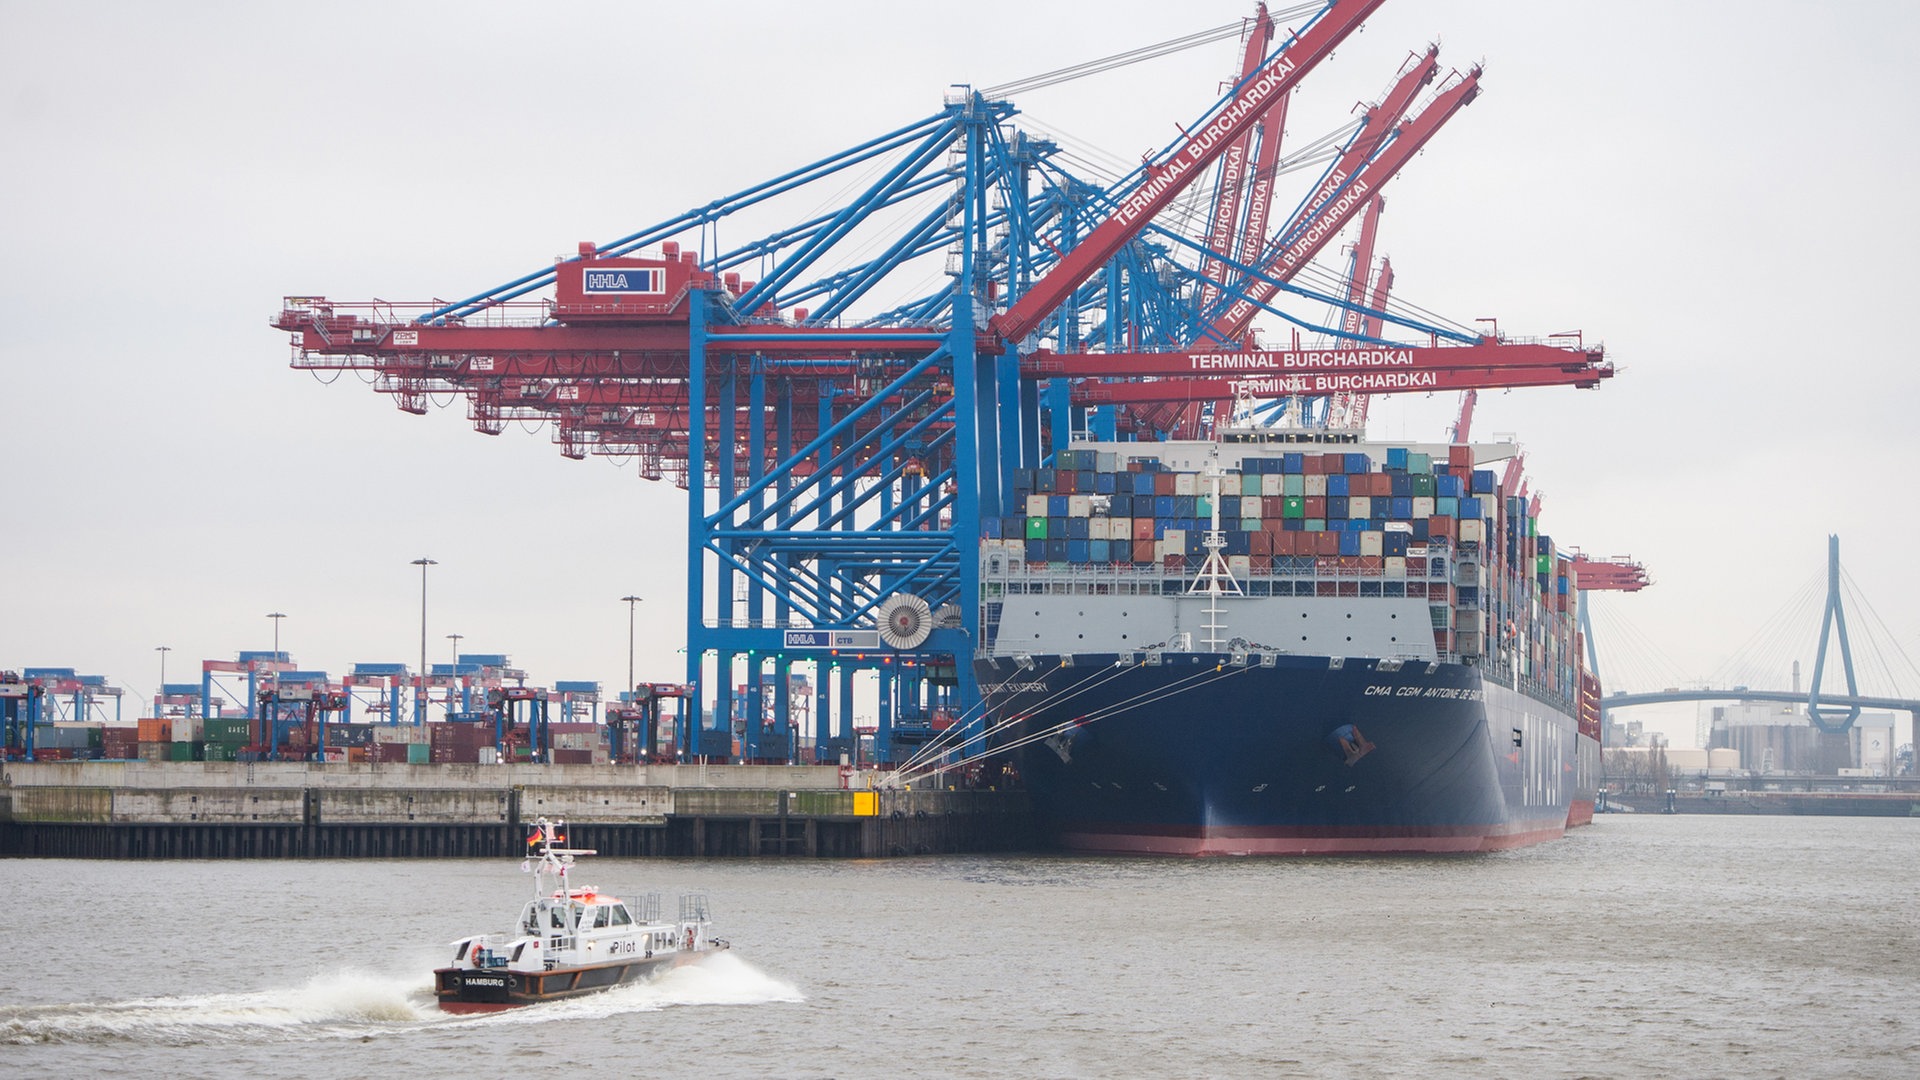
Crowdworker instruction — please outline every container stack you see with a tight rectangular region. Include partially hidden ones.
[429,720,494,764]
[369,723,429,763]
[201,717,252,762]
[102,724,139,760]
[549,722,611,765]
[985,441,1585,704]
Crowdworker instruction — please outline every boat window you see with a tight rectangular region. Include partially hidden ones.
[593,905,611,929]
[610,904,633,927]
[549,906,567,930]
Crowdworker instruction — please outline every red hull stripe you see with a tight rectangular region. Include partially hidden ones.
[1055,820,1570,856]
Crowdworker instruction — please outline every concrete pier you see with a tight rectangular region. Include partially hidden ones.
[0,761,1034,859]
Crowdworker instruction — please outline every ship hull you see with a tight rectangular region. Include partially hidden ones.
[434,951,706,1013]
[977,652,1590,856]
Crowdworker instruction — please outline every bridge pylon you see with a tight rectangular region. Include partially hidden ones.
[1806,534,1861,735]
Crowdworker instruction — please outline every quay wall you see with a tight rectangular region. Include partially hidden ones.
[0,762,1034,859]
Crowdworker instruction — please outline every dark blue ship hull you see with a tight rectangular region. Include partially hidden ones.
[976,652,1583,855]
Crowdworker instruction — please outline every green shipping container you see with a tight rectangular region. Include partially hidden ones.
[1026,516,1048,539]
[1283,475,1305,497]
[202,742,238,762]
[1281,496,1305,519]
[1411,474,1436,497]
[204,718,251,742]
[407,743,430,764]
[169,740,198,761]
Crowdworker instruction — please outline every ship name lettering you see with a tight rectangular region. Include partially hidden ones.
[1363,685,1393,696]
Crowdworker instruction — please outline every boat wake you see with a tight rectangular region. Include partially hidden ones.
[0,970,429,1046]
[0,954,799,1045]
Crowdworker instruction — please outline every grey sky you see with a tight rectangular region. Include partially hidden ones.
[4,2,1916,748]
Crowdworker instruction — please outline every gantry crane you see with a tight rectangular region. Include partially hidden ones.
[273,1,1609,764]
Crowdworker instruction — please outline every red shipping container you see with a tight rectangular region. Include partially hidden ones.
[1315,533,1340,556]
[1321,453,1345,474]
[1132,517,1155,541]
[1406,581,1427,598]
[1428,515,1454,540]
[1154,472,1177,496]
[1357,556,1383,573]
[1449,445,1473,470]
[1251,531,1272,556]
[1133,539,1156,563]
[1250,555,1272,572]
[1164,555,1185,573]
[552,748,594,765]
[1304,497,1326,518]
[1056,471,1078,494]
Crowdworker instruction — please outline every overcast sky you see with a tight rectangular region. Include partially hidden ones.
[4,1,1917,749]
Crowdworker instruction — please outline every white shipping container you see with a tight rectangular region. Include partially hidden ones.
[1412,497,1435,518]
[1243,496,1263,518]
[1068,495,1092,518]
[1261,474,1282,496]
[1349,496,1370,519]
[1162,529,1185,550]
[1459,519,1484,543]
[1384,556,1407,578]
[1228,555,1251,575]
[1304,474,1327,496]
[1360,531,1384,557]
[1026,494,1048,517]
[1174,473,1197,496]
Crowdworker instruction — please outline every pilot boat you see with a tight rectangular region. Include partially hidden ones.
[434,817,727,1012]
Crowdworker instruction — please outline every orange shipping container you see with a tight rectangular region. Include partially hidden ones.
[137,718,172,742]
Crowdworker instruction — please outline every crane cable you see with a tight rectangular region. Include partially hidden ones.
[980,4,1326,100]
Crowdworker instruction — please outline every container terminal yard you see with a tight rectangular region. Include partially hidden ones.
[6,1,1913,858]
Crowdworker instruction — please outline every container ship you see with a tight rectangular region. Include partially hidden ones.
[973,432,1601,856]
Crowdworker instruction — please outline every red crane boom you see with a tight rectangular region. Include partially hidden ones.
[1216,54,1468,341]
[989,0,1387,346]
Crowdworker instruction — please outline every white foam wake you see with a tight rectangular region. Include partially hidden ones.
[0,970,431,1046]
[1,954,800,1044]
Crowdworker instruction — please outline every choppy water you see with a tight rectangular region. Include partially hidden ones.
[2,814,1914,1078]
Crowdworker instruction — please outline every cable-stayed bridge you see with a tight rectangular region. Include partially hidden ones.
[1585,537,1920,761]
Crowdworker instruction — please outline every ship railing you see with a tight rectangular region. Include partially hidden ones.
[982,560,1460,597]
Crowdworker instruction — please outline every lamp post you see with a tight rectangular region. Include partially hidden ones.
[447,632,463,668]
[621,595,643,702]
[266,612,286,658]
[408,557,435,703]
[155,645,171,713]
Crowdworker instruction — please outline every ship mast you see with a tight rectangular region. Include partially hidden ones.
[1186,457,1245,651]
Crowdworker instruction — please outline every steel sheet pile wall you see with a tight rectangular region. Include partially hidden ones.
[983,442,1583,707]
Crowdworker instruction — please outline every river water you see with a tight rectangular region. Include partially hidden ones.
[2,814,1914,1078]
